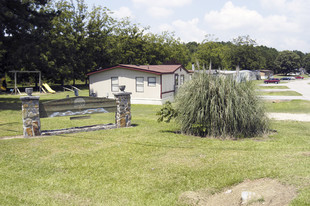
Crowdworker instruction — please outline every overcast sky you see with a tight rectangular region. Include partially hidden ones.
[84,0,310,53]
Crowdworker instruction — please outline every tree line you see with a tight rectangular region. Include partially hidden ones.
[1,0,310,85]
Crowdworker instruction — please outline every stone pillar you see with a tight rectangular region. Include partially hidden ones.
[20,88,41,137]
[114,87,131,128]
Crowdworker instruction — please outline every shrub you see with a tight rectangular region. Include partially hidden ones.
[159,73,269,138]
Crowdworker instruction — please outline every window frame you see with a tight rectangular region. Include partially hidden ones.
[136,77,144,92]
[147,77,156,87]
[180,75,184,85]
[175,74,179,86]
[111,77,119,92]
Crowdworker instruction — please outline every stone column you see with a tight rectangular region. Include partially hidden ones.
[20,88,41,137]
[114,87,131,128]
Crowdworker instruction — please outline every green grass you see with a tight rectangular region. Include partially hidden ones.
[0,90,93,137]
[259,86,289,89]
[259,91,303,96]
[265,100,310,114]
[253,80,288,86]
[0,91,310,205]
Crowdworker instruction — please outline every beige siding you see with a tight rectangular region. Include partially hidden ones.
[162,74,174,93]
[89,66,191,105]
[161,67,191,101]
[89,68,161,100]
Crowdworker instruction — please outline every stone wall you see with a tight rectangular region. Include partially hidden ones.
[114,92,131,128]
[20,88,132,137]
[20,96,41,137]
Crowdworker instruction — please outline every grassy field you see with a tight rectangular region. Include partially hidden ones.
[258,85,289,89]
[265,100,310,114]
[259,91,303,96]
[0,91,310,205]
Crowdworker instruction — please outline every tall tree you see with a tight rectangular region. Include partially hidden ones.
[274,50,301,75]
[256,46,278,71]
[302,53,310,73]
[0,0,56,73]
[42,0,89,85]
[230,35,265,70]
[194,41,225,70]
[85,6,115,71]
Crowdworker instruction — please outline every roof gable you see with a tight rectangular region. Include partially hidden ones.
[87,64,189,76]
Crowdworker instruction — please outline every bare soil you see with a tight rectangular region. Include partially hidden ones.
[179,178,297,206]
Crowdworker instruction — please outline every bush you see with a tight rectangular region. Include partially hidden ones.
[159,73,269,138]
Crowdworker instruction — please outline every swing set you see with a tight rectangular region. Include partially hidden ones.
[9,71,44,95]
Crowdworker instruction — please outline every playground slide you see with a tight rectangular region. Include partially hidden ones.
[0,77,6,91]
[42,83,56,94]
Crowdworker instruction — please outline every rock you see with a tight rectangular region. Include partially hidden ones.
[225,189,232,194]
[241,191,262,204]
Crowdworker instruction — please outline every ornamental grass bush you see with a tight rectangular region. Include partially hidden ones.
[162,73,270,138]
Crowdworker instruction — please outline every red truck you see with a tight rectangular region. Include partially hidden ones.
[264,78,280,84]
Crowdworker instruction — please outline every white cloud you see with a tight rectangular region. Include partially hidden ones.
[148,7,173,18]
[259,15,300,33]
[112,7,135,19]
[204,1,300,33]
[159,18,207,42]
[132,0,192,8]
[201,1,308,51]
[204,2,262,30]
[260,0,310,13]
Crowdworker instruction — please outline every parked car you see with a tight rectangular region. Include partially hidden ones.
[290,77,296,80]
[280,77,291,80]
[264,78,280,84]
[295,76,304,79]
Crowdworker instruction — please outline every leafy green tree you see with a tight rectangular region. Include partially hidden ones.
[256,46,278,71]
[85,6,115,71]
[186,41,199,54]
[302,53,310,73]
[194,41,225,70]
[229,35,265,70]
[161,32,190,66]
[42,0,89,85]
[110,19,148,65]
[293,50,305,61]
[0,0,56,73]
[274,50,301,75]
[42,0,75,85]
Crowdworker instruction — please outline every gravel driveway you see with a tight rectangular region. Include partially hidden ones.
[260,78,310,101]
[268,113,310,122]
[260,78,310,122]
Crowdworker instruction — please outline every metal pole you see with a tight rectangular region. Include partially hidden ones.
[14,72,17,95]
[39,71,42,93]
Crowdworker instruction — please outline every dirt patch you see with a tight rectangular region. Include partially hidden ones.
[179,178,297,206]
[301,152,310,157]
[0,135,24,140]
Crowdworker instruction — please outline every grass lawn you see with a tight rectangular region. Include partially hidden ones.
[259,91,303,96]
[265,100,310,114]
[258,85,289,89]
[0,91,310,205]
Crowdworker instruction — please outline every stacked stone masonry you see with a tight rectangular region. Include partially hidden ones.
[114,92,132,128]
[20,91,132,137]
[20,96,41,137]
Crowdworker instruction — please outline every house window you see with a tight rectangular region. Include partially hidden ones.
[180,75,184,85]
[148,77,156,87]
[111,77,119,92]
[136,77,144,92]
[175,74,179,86]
